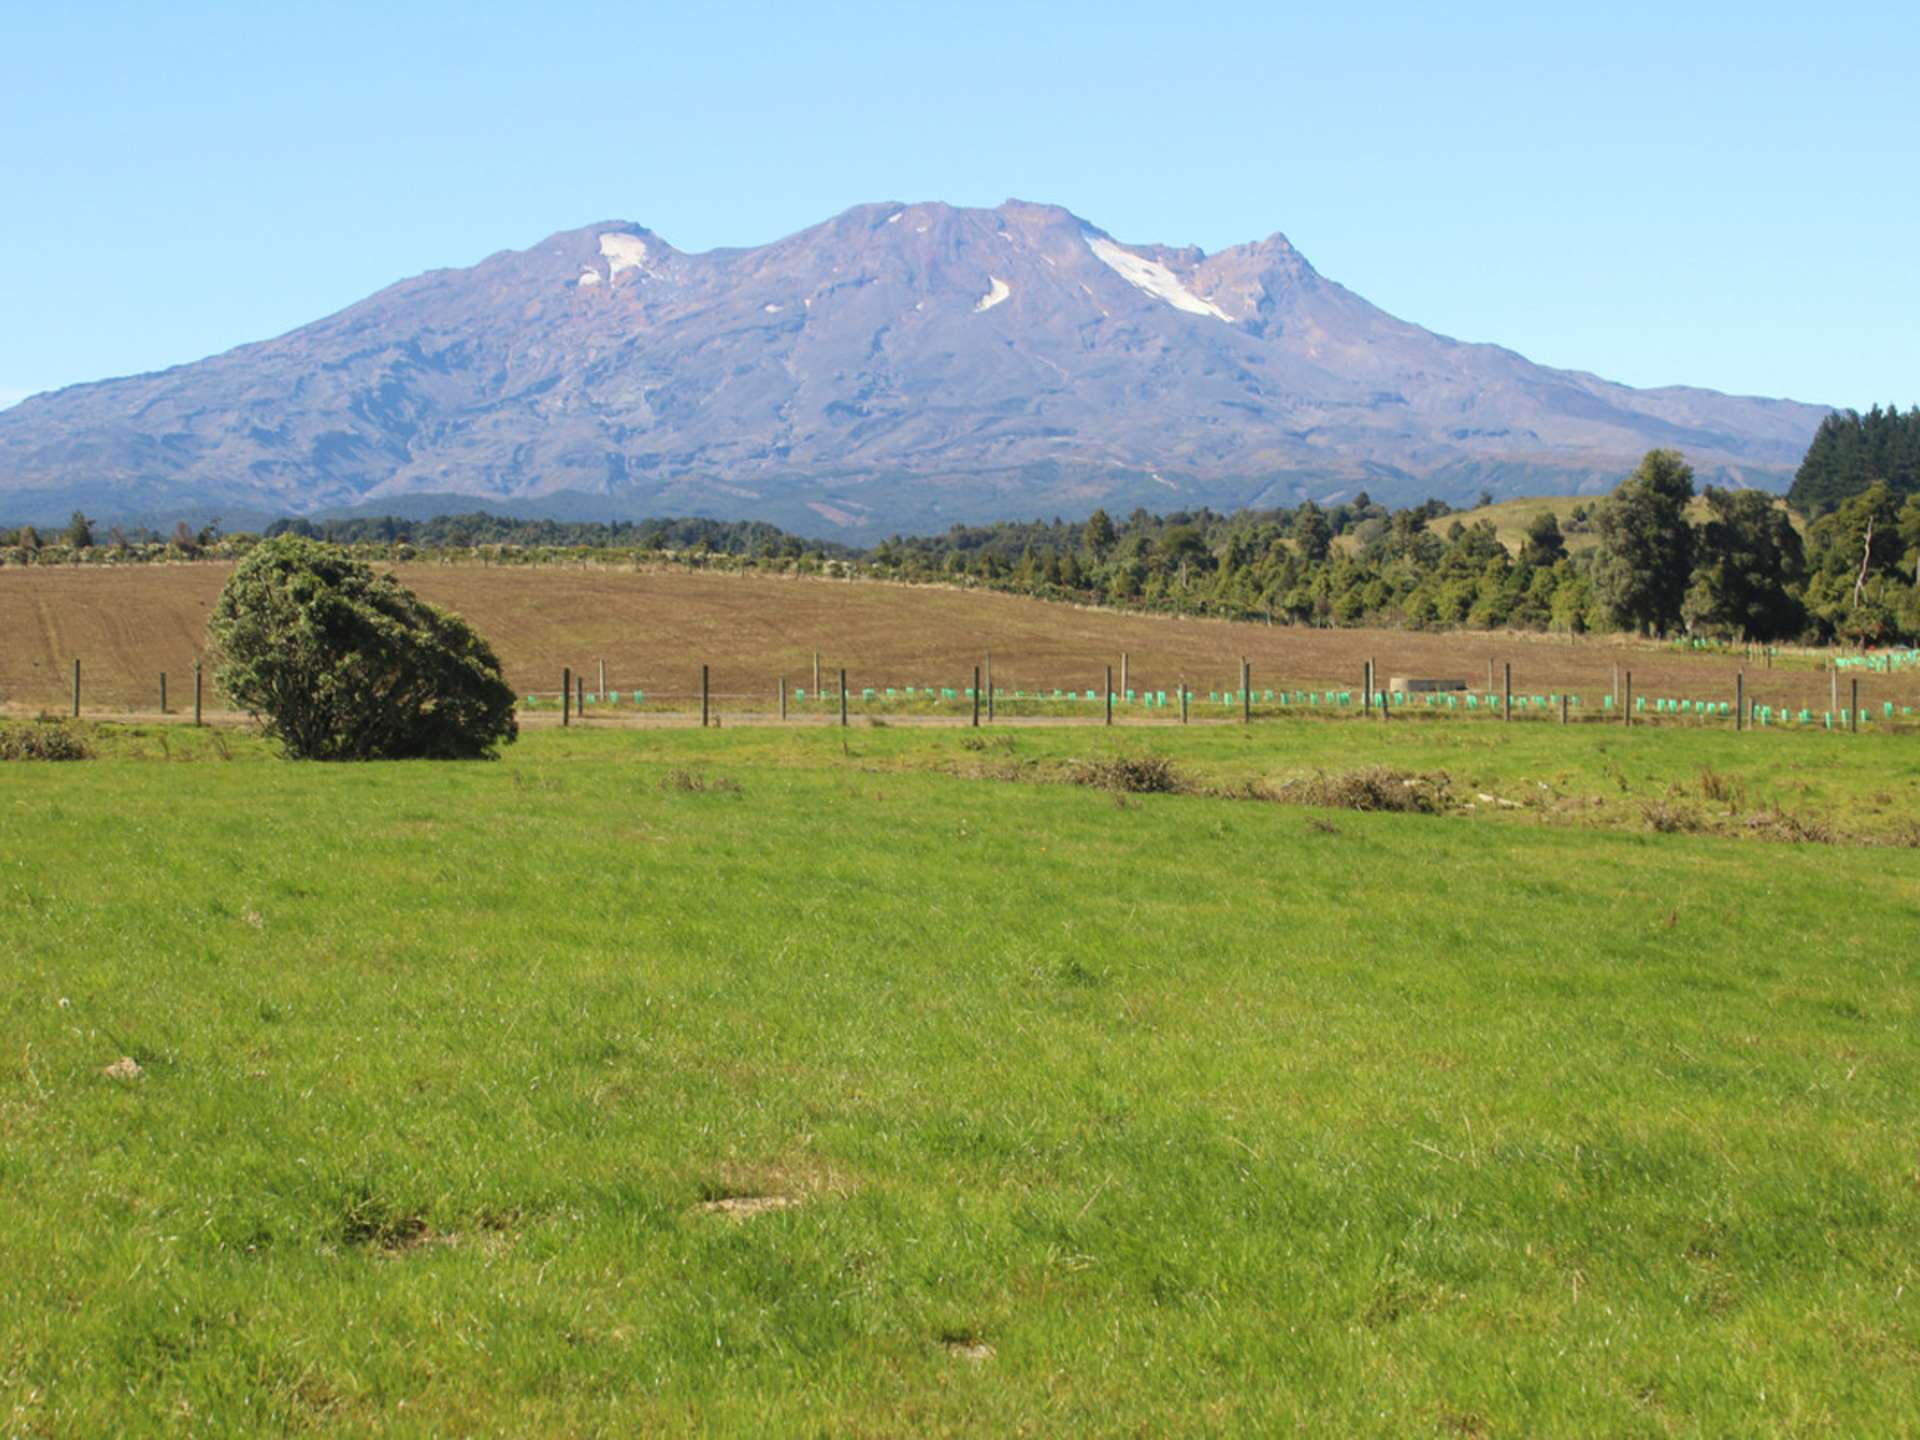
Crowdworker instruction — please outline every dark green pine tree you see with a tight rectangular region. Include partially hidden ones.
[1292,502,1333,563]
[1083,507,1116,561]
[1788,405,1920,514]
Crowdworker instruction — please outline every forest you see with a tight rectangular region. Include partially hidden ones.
[1786,405,1920,514]
[8,436,1920,645]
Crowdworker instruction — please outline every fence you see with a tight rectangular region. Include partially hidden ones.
[1832,648,1920,676]
[518,657,1916,737]
[18,653,1915,739]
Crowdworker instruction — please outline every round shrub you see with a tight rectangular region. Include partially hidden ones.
[209,535,518,760]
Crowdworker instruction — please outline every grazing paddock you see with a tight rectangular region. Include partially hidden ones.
[3,720,1918,1433]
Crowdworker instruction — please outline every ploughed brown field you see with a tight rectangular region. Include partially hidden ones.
[0,561,1886,717]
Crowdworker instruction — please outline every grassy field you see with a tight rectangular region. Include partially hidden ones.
[4,718,1918,1435]
[0,563,1881,720]
[1421,494,1624,556]
[1427,494,1802,558]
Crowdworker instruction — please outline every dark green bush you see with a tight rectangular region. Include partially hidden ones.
[208,535,517,760]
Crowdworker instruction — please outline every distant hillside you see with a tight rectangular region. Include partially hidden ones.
[0,199,1829,536]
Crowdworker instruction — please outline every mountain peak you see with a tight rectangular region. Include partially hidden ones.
[0,199,1828,537]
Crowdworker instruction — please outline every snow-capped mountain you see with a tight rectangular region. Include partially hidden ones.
[0,200,1828,536]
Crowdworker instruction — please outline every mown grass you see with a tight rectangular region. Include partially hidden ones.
[3,721,1918,1435]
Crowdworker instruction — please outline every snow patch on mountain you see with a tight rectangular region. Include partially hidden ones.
[598,233,650,277]
[973,277,1011,313]
[1086,236,1232,322]
[577,268,601,287]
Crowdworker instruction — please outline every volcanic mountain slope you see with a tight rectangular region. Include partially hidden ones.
[0,200,1829,536]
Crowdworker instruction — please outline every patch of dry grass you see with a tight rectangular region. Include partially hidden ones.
[1067,754,1191,794]
[1267,767,1454,814]
[0,719,93,760]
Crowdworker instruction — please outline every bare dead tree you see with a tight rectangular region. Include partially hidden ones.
[1853,516,1875,608]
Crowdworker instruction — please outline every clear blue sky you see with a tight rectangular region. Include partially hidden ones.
[3,0,1914,414]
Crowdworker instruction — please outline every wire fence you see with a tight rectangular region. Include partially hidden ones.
[519,664,1917,735]
[12,654,1916,737]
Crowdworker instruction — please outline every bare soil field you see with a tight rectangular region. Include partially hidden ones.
[0,561,1892,716]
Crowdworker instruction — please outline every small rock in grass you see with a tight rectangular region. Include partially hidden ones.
[100,1056,143,1080]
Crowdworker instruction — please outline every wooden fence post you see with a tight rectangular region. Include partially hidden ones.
[193,661,203,727]
[1105,665,1113,727]
[1180,684,1189,725]
[779,675,787,721]
[1504,663,1512,723]
[1736,671,1744,732]
[972,666,981,728]
[562,667,571,727]
[598,658,606,698]
[701,665,710,729]
[839,669,848,728]
[1363,661,1372,717]
[1624,670,1632,728]
[159,672,167,715]
[1851,678,1859,734]
[1243,659,1251,725]
[814,652,821,697]
[1121,651,1129,698]
[1561,692,1569,725]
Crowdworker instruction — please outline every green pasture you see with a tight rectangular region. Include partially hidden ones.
[3,720,1918,1435]
[1421,492,1803,558]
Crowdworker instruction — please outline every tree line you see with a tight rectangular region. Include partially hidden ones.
[861,450,1917,644]
[0,511,852,561]
[261,512,860,558]
[8,449,1920,646]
